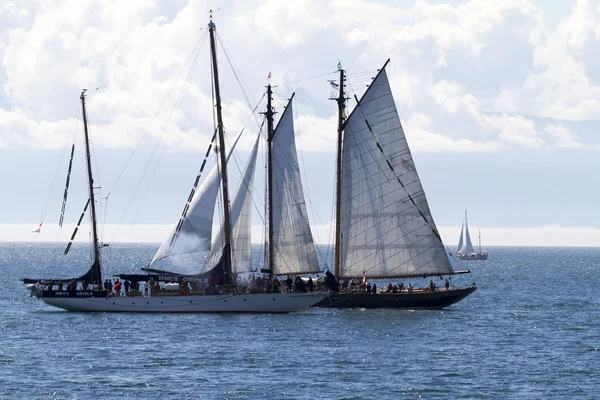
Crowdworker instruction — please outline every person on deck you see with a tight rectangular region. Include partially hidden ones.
[272,277,281,293]
[124,280,131,295]
[366,283,372,294]
[285,276,293,293]
[429,279,435,292]
[114,280,122,296]
[445,278,450,290]
[407,283,413,293]
[324,271,339,293]
[307,277,314,292]
[387,283,393,292]
[372,283,377,294]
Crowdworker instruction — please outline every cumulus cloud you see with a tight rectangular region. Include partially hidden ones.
[1,0,600,154]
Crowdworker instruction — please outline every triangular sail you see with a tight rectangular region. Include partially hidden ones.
[458,210,475,254]
[339,67,453,279]
[202,134,260,274]
[456,222,464,253]
[150,132,242,265]
[271,101,320,275]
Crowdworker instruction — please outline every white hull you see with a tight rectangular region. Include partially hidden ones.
[456,253,488,260]
[39,292,327,313]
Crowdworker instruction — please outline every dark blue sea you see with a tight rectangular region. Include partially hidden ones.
[1,243,599,399]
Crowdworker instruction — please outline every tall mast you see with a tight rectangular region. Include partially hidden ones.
[479,229,482,253]
[208,13,233,283]
[80,90,102,284]
[264,84,275,276]
[332,66,346,278]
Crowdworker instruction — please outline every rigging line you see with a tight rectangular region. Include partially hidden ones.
[216,33,262,130]
[222,92,267,185]
[272,71,338,88]
[93,27,205,92]
[110,38,206,244]
[105,29,209,199]
[126,53,205,243]
[114,34,206,244]
[291,96,330,260]
[345,69,379,78]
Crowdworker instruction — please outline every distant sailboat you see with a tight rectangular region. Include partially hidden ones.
[315,60,476,309]
[456,210,488,260]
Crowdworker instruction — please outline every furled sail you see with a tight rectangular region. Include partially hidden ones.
[150,131,243,265]
[202,134,260,274]
[339,66,453,279]
[271,101,320,275]
[457,210,475,254]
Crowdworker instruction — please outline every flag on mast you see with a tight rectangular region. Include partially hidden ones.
[267,72,271,83]
[32,222,42,233]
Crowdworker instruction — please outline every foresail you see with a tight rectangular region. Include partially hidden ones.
[150,132,242,265]
[340,67,453,279]
[459,210,475,254]
[457,222,464,253]
[271,102,320,275]
[202,134,260,274]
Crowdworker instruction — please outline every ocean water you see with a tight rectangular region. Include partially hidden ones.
[0,243,599,399]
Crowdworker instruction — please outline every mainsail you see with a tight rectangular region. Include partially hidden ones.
[202,134,260,274]
[339,65,453,279]
[457,210,475,254]
[150,132,243,265]
[271,101,320,275]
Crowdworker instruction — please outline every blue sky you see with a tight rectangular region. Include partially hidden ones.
[2,0,600,247]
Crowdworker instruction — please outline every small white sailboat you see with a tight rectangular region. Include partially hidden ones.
[22,15,327,313]
[455,210,488,260]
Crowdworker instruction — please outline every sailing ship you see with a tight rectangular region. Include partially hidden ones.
[22,15,327,313]
[315,61,476,309]
[455,210,488,260]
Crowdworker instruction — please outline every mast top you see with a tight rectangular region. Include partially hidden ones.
[80,89,88,99]
[208,10,215,29]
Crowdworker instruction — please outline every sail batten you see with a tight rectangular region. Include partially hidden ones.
[271,101,320,276]
[339,67,453,279]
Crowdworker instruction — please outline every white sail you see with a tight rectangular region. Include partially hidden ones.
[456,222,464,253]
[458,210,475,254]
[202,134,260,274]
[339,67,453,279]
[150,132,242,265]
[271,101,320,275]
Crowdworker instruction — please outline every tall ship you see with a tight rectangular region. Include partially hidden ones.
[456,210,488,260]
[315,61,476,309]
[22,15,327,313]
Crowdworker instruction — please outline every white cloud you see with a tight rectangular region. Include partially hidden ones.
[2,0,600,155]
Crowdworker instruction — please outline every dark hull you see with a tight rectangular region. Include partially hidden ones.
[313,286,476,309]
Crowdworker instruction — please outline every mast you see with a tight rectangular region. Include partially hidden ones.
[264,84,275,276]
[332,67,346,278]
[208,13,233,283]
[80,90,102,284]
[479,229,482,253]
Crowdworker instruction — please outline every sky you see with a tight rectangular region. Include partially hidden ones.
[2,0,600,247]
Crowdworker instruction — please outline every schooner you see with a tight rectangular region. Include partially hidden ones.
[315,60,476,309]
[22,15,326,313]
